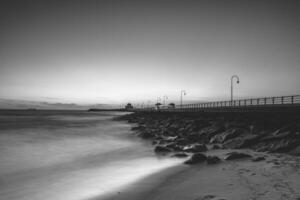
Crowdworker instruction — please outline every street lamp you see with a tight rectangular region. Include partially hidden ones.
[180,90,186,108]
[231,75,240,105]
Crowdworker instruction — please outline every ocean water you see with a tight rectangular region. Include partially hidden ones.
[0,110,181,200]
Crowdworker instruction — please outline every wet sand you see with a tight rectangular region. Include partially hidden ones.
[103,150,300,200]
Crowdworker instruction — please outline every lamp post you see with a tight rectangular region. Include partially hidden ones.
[231,75,240,105]
[180,90,186,108]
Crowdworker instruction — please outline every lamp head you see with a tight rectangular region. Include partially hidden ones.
[237,80,240,84]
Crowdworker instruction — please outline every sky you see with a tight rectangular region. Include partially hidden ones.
[1,0,300,106]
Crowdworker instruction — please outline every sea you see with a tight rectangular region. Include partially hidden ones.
[0,110,181,200]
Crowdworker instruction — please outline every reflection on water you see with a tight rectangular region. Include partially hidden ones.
[0,111,181,200]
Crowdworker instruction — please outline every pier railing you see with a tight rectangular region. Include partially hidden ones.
[132,95,300,112]
[175,95,300,110]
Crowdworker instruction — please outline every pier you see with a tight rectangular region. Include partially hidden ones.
[132,95,300,113]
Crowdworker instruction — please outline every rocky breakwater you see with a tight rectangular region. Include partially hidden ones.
[116,112,300,164]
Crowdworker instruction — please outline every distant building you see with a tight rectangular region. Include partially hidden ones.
[125,103,133,109]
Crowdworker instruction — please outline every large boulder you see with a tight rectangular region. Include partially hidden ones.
[184,153,207,164]
[183,144,207,153]
[224,152,252,160]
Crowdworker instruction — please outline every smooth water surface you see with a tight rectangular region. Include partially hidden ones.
[0,110,180,200]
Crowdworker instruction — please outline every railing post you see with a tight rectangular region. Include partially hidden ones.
[272,97,275,104]
[239,100,241,106]
[244,99,246,106]
[292,96,294,104]
[264,98,266,105]
[250,99,252,105]
[281,96,284,104]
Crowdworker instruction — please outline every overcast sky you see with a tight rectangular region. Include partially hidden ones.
[1,0,300,105]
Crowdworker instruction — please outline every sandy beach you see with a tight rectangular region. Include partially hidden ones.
[103,149,300,200]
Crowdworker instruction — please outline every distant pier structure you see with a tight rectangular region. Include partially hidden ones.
[133,95,300,113]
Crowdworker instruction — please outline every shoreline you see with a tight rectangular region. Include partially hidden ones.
[108,111,300,200]
[100,149,300,200]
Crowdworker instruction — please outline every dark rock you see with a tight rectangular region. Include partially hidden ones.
[162,136,178,142]
[131,125,145,131]
[239,134,263,148]
[206,156,221,164]
[183,144,207,153]
[288,145,300,156]
[172,153,189,158]
[210,129,242,144]
[175,138,190,146]
[223,134,262,149]
[269,138,299,153]
[152,140,158,145]
[165,143,183,151]
[261,131,292,141]
[199,126,225,140]
[225,152,252,160]
[154,145,172,153]
[252,156,265,162]
[186,132,203,142]
[212,144,222,149]
[137,131,155,139]
[184,153,207,164]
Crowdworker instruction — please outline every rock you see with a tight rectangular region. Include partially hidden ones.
[223,134,262,149]
[131,125,145,131]
[184,153,207,164]
[210,129,241,144]
[165,143,183,151]
[172,153,189,158]
[199,126,225,140]
[154,145,172,153]
[252,156,265,162]
[137,131,155,139]
[175,138,190,146]
[207,156,221,164]
[239,134,263,148]
[212,144,222,149]
[288,145,300,156]
[186,132,203,142]
[269,138,299,153]
[224,152,252,160]
[183,144,207,153]
[261,131,293,141]
[152,140,158,145]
